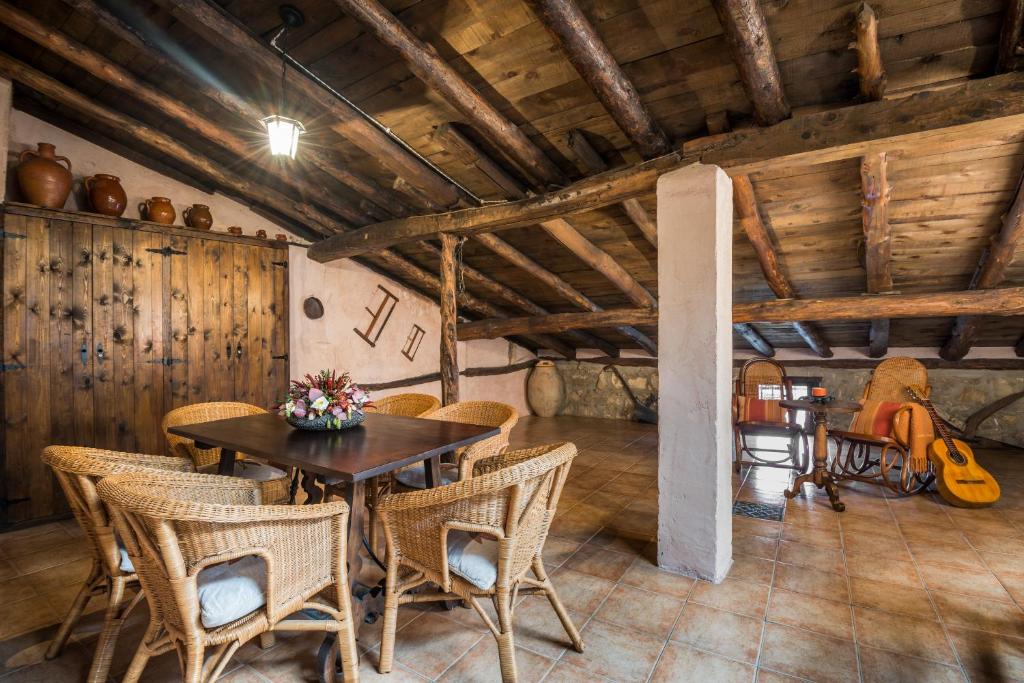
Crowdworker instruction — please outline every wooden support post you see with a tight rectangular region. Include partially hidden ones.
[710,0,790,125]
[440,234,460,405]
[852,3,886,101]
[860,152,892,356]
[998,0,1024,73]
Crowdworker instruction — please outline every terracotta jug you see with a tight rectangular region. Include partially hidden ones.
[141,197,175,224]
[255,229,267,239]
[16,142,72,209]
[526,360,565,417]
[184,204,213,230]
[84,174,127,217]
[227,226,243,235]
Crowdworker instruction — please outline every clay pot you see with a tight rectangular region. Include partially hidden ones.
[255,229,267,239]
[227,226,243,236]
[84,174,127,217]
[16,142,72,209]
[275,234,288,242]
[526,360,565,417]
[184,204,213,230]
[141,197,176,224]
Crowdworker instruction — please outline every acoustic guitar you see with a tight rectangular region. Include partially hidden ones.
[907,385,1000,508]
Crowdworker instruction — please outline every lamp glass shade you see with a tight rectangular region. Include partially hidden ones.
[261,115,305,159]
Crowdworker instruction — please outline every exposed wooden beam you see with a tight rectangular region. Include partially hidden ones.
[733,175,832,357]
[859,152,893,357]
[852,3,886,101]
[710,0,790,125]
[157,0,466,207]
[998,0,1024,73]
[440,234,460,404]
[941,169,1024,360]
[434,123,530,200]
[566,129,657,246]
[733,323,775,357]
[456,287,1024,339]
[524,0,670,158]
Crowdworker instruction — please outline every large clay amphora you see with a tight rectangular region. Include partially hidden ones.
[84,174,127,217]
[16,143,72,209]
[141,197,175,224]
[527,360,565,417]
[184,204,213,230]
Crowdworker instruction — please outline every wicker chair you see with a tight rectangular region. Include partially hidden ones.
[375,442,583,682]
[733,359,809,473]
[96,470,360,683]
[829,357,934,494]
[162,402,290,503]
[41,446,193,683]
[367,392,441,418]
[393,401,519,489]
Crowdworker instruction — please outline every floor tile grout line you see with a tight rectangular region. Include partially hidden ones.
[837,494,866,683]
[641,569,697,683]
[751,480,784,680]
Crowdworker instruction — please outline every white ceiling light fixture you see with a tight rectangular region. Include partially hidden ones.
[263,5,306,159]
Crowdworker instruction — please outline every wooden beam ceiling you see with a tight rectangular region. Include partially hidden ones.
[998,0,1024,73]
[852,3,886,101]
[860,152,893,357]
[457,287,1024,340]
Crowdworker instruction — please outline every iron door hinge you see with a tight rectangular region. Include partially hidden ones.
[0,363,26,371]
[271,353,289,361]
[145,246,188,257]
[0,230,26,240]
[271,260,288,268]
[145,357,187,366]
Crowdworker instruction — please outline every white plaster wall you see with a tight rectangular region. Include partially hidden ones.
[288,246,532,415]
[6,109,303,241]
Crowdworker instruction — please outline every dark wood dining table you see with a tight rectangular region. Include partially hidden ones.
[167,411,500,681]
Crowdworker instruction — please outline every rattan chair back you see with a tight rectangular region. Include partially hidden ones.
[864,357,929,402]
[737,358,791,400]
[423,400,519,479]
[161,402,265,468]
[369,392,441,417]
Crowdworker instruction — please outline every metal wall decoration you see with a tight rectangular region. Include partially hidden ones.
[354,284,398,348]
[303,296,324,319]
[401,324,426,361]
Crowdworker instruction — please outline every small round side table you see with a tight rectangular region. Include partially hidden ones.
[780,398,861,512]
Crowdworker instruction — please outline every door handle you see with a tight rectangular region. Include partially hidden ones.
[226,344,232,362]
[236,343,243,359]
[96,343,105,362]
[80,343,88,367]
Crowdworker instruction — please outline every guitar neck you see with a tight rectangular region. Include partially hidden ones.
[917,397,959,453]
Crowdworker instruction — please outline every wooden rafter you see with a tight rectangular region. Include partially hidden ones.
[733,324,775,357]
[733,175,832,357]
[860,152,893,357]
[456,287,1024,340]
[440,234,460,404]
[941,170,1024,360]
[710,0,790,125]
[852,3,886,101]
[998,0,1024,73]
[524,0,671,159]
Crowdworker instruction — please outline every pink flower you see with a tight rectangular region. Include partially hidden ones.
[308,388,324,402]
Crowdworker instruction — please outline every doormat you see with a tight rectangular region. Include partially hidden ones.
[732,500,784,522]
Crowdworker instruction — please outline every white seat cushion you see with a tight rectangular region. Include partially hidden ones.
[447,531,499,590]
[118,545,134,573]
[394,463,458,489]
[233,461,288,482]
[197,556,267,628]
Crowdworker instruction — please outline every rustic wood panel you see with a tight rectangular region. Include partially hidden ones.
[132,228,165,455]
[71,221,94,450]
[2,214,29,523]
[23,216,53,521]
[167,232,190,411]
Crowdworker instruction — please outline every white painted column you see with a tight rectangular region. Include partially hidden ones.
[0,78,11,199]
[656,163,733,582]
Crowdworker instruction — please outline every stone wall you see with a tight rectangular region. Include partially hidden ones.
[555,360,1024,447]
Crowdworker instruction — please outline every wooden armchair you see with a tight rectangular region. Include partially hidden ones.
[368,392,441,418]
[375,442,583,682]
[829,357,934,494]
[41,446,194,683]
[162,402,290,503]
[733,359,809,473]
[96,470,360,683]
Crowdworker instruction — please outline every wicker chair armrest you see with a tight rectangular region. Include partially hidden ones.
[472,442,574,477]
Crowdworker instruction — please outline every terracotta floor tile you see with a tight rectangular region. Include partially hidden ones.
[932,591,1024,638]
[916,562,1013,602]
[772,562,849,600]
[906,542,985,571]
[620,557,695,598]
[562,543,636,581]
[734,533,780,560]
[839,515,899,537]
[842,533,910,561]
[588,527,651,556]
[438,637,554,683]
[858,645,966,683]
[541,538,580,569]
[982,550,1024,576]
[649,642,755,683]
[777,540,845,574]
[758,623,859,683]
[780,523,842,549]
[784,508,840,530]
[853,606,957,665]
[594,584,683,638]
[0,527,71,559]
[542,660,616,682]
[0,595,59,641]
[947,626,1024,681]
[848,576,936,620]
[845,551,923,588]
[968,533,1024,555]
[729,553,775,585]
[755,669,805,682]
[671,602,763,664]
[9,543,91,575]
[0,576,37,605]
[766,588,853,640]
[511,597,585,660]
[383,612,485,679]
[733,516,782,539]
[547,568,616,616]
[559,619,664,683]
[689,577,770,619]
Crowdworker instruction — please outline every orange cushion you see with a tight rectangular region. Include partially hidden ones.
[736,396,786,423]
[851,399,903,438]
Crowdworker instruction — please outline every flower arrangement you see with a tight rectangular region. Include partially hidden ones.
[280,369,373,430]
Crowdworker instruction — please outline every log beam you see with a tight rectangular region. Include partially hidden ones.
[860,152,893,357]
[525,0,671,158]
[998,0,1024,72]
[710,0,790,125]
[158,0,466,207]
[733,323,775,357]
[440,234,460,404]
[852,3,886,101]
[941,169,1024,360]
[456,287,1024,339]
[733,175,832,357]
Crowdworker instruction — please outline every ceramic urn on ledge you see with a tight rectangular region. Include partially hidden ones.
[527,360,565,417]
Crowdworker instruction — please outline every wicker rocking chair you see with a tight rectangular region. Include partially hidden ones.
[733,359,809,473]
[96,471,360,683]
[375,442,583,682]
[829,357,935,494]
[41,446,193,683]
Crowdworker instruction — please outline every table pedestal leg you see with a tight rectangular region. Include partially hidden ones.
[216,448,236,476]
[423,455,442,488]
[784,412,845,512]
